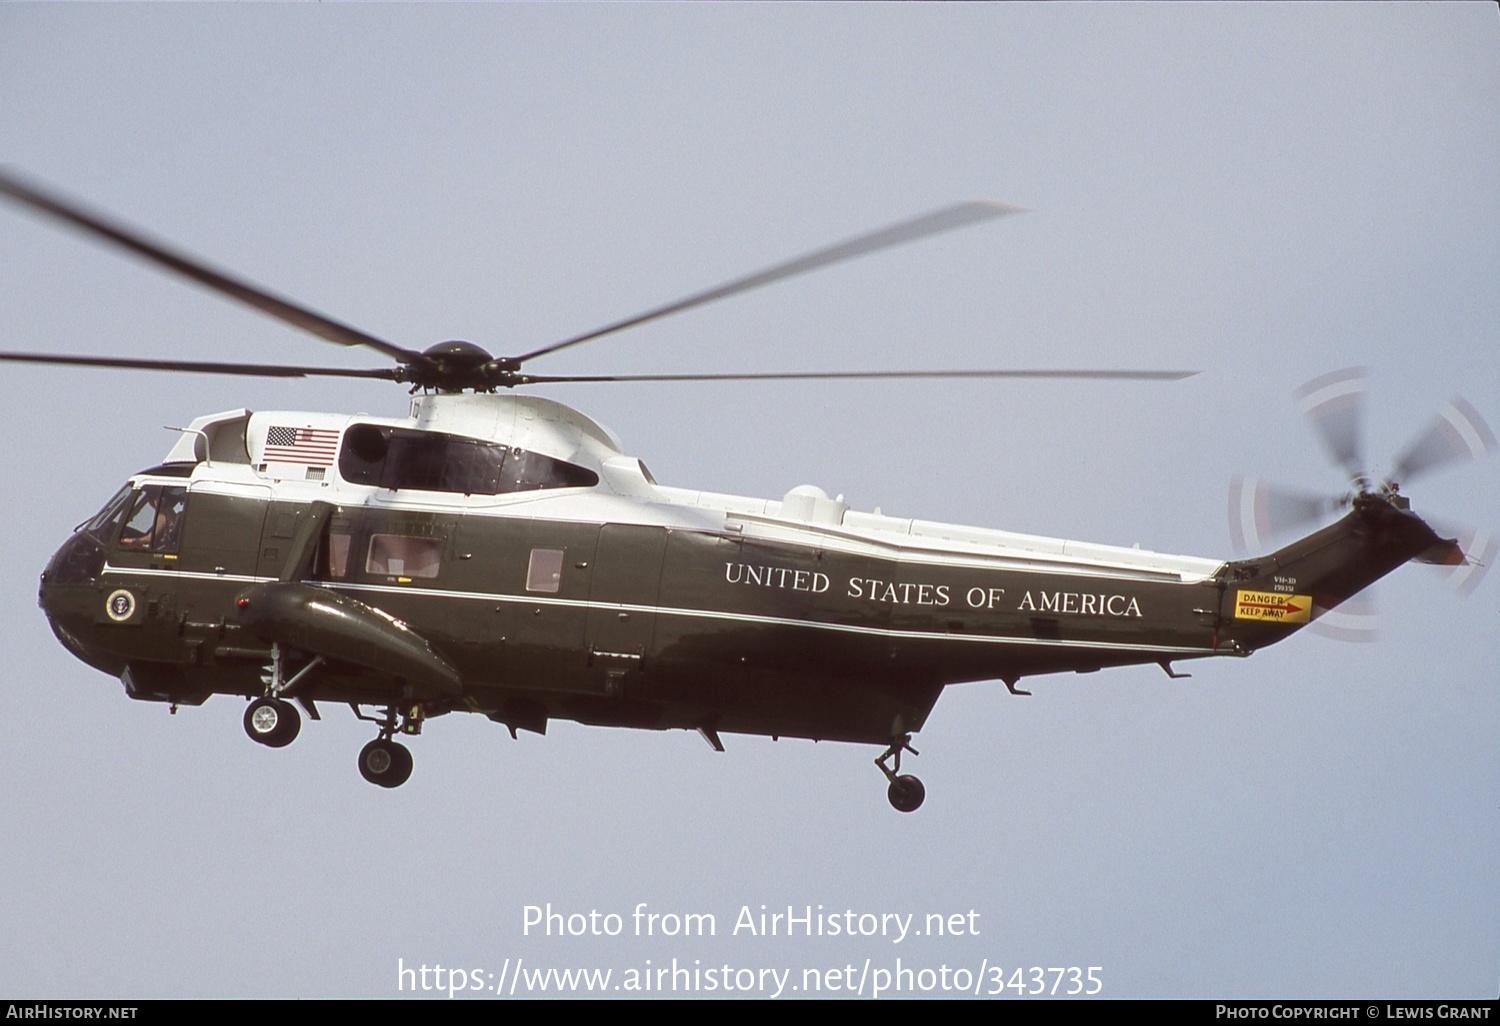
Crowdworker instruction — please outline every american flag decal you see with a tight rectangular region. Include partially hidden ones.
[264,425,340,466]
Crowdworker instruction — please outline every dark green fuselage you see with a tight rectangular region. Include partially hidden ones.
[40,462,1449,748]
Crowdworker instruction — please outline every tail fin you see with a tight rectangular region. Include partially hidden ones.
[1218,491,1453,652]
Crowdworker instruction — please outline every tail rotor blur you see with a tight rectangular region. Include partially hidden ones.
[1295,366,1368,489]
[1390,397,1497,488]
[1228,369,1496,636]
[1227,476,1341,554]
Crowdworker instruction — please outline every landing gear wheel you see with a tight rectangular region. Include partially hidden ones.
[875,732,924,812]
[887,774,926,813]
[358,738,413,788]
[244,697,300,748]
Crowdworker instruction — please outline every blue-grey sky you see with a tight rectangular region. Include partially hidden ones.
[1,3,1496,999]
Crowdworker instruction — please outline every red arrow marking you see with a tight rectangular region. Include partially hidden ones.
[1239,599,1305,614]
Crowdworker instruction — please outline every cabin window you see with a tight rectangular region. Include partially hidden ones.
[322,532,352,579]
[526,548,564,593]
[366,534,442,579]
[116,486,187,554]
[313,519,354,580]
[338,423,599,496]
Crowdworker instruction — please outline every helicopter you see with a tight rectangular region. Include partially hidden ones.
[2,169,1491,812]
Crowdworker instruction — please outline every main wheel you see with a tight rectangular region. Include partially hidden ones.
[887,774,926,813]
[244,697,300,748]
[358,738,413,788]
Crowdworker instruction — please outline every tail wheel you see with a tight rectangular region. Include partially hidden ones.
[244,697,300,748]
[875,733,926,812]
[887,774,926,813]
[358,738,413,788]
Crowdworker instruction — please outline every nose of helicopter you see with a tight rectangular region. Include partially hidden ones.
[41,531,108,594]
[38,531,111,665]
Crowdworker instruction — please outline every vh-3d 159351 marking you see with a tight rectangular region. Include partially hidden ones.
[3,169,1493,813]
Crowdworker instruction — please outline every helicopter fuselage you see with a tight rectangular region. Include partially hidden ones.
[38,392,1449,798]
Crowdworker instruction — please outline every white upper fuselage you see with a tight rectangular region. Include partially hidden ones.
[159,393,1225,587]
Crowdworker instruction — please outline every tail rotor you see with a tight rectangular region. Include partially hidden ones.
[1229,368,1496,635]
[1296,366,1369,489]
[1390,396,1497,488]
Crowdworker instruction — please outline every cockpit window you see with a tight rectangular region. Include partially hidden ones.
[79,485,134,541]
[116,486,188,553]
[338,424,599,496]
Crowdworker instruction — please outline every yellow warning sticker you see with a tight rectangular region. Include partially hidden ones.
[1234,590,1312,623]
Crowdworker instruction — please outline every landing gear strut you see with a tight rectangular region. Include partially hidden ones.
[351,702,423,788]
[244,644,320,748]
[875,733,925,813]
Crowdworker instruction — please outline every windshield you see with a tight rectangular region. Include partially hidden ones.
[77,485,134,541]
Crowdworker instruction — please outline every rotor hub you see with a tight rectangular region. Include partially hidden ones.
[404,340,510,392]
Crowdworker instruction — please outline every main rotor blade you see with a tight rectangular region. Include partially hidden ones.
[1390,396,1496,486]
[514,201,1022,364]
[1294,366,1366,484]
[517,367,1196,385]
[0,169,419,363]
[0,350,400,381]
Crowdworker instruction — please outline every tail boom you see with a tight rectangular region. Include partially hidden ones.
[1219,492,1455,652]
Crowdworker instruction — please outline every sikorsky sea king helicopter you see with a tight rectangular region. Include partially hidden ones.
[3,170,1492,811]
